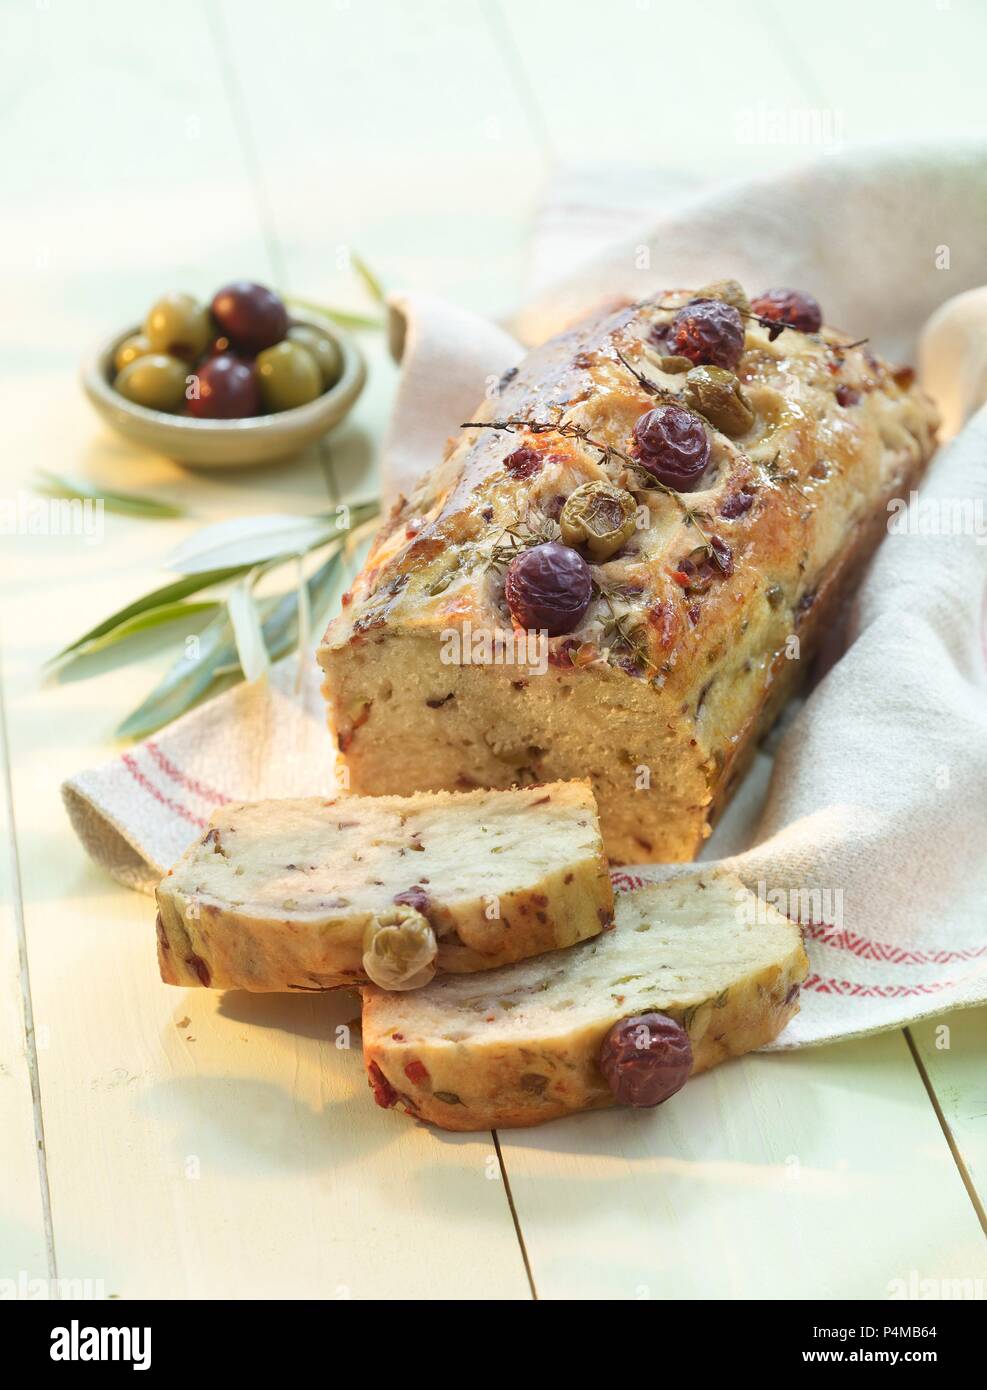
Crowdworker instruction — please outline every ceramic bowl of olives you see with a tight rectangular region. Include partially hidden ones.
[82,281,366,468]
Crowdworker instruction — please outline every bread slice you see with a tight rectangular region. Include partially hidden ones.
[361,871,808,1130]
[155,781,612,992]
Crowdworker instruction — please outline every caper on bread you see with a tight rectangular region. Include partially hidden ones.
[361,871,808,1131]
[320,281,938,864]
[155,781,612,992]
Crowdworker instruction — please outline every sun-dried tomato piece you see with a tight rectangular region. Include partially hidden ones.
[368,1062,397,1109]
[503,446,543,479]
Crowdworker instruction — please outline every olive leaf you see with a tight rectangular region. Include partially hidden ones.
[163,502,378,575]
[48,566,247,666]
[349,253,386,306]
[117,610,237,739]
[165,514,342,574]
[226,571,270,684]
[286,295,384,332]
[56,497,379,735]
[34,470,187,519]
[61,600,220,661]
[260,545,345,661]
[294,555,312,693]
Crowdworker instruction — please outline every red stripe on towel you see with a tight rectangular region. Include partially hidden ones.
[122,753,207,829]
[145,741,232,806]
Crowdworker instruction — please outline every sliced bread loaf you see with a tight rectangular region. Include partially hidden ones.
[362,871,808,1130]
[320,285,937,865]
[156,781,612,992]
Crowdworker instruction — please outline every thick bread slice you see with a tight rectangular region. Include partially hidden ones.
[156,781,612,992]
[362,871,808,1130]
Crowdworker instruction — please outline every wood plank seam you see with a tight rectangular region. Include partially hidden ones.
[0,652,58,1285]
[904,1025,987,1238]
[493,1130,538,1299]
[759,0,833,109]
[482,0,558,166]
[204,0,288,288]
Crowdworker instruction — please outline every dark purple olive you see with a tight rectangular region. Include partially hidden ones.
[187,353,261,419]
[206,332,241,359]
[633,405,710,490]
[750,287,823,335]
[504,541,592,636]
[599,1012,692,1108]
[210,280,288,354]
[393,886,431,915]
[667,300,745,370]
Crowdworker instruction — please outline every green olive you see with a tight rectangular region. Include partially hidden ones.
[684,365,755,437]
[144,292,211,361]
[695,278,750,315]
[362,907,437,990]
[255,340,322,413]
[560,481,638,561]
[113,332,153,374]
[114,353,189,413]
[287,324,342,390]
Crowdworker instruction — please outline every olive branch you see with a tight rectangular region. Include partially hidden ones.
[49,500,380,737]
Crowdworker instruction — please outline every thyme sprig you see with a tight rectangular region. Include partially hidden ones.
[656,297,804,343]
[653,296,870,354]
[760,452,810,501]
[594,581,658,676]
[460,413,725,570]
[612,349,682,405]
[482,509,560,573]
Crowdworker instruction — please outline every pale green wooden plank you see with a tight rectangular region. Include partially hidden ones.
[500,1031,987,1299]
[213,0,545,321]
[495,0,810,176]
[767,0,987,147]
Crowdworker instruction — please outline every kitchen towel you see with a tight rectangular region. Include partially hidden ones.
[63,140,987,1046]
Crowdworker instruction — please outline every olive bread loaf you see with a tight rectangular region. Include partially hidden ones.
[156,781,612,992]
[362,870,808,1130]
[320,281,938,862]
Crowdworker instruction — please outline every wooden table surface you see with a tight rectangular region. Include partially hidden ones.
[2,0,986,1300]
